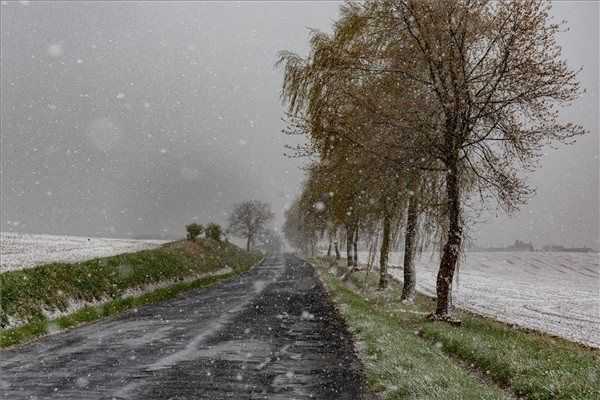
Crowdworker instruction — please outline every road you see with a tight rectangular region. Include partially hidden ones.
[0,254,366,399]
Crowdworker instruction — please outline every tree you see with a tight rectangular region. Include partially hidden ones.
[278,4,436,288]
[185,223,203,241]
[205,223,223,242]
[282,193,322,257]
[228,201,275,251]
[279,0,584,321]
[387,0,584,318]
[400,184,419,301]
[282,199,308,254]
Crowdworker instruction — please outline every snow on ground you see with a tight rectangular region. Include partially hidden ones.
[0,232,168,272]
[358,251,600,348]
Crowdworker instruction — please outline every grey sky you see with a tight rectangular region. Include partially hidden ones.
[472,1,599,249]
[1,1,598,248]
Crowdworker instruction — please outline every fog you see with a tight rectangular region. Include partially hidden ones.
[1,1,598,248]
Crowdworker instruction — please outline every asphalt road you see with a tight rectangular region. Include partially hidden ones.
[0,254,366,399]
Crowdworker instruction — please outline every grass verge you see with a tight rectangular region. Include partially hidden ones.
[312,257,600,400]
[0,271,237,348]
[0,239,261,348]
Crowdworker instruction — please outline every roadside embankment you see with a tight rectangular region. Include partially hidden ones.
[312,257,600,400]
[0,239,261,348]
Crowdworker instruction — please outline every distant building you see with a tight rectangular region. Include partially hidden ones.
[542,245,594,253]
[470,240,535,252]
[509,240,534,252]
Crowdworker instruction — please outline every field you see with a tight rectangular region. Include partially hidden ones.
[358,251,599,348]
[0,232,168,272]
[315,258,600,400]
[2,233,597,348]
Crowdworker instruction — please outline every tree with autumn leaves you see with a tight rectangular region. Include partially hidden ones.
[279,0,584,320]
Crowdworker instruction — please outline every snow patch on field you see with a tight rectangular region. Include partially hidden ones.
[359,251,600,348]
[0,232,168,272]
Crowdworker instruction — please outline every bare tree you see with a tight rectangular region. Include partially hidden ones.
[228,201,274,251]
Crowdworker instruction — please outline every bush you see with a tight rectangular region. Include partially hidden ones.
[205,223,222,241]
[185,223,203,240]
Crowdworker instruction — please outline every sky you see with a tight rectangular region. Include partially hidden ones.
[1,1,598,248]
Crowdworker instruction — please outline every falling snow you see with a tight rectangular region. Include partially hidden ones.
[359,251,600,348]
[0,232,167,272]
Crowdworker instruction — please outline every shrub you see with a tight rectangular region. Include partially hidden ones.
[205,223,222,241]
[185,223,203,241]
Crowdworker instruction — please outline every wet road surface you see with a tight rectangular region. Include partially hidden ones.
[0,254,366,399]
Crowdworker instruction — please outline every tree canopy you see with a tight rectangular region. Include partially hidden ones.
[279,0,584,318]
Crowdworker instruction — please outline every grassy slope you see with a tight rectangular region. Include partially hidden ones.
[312,258,600,400]
[0,239,261,348]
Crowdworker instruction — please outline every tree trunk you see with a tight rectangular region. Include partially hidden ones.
[346,224,353,267]
[334,240,341,260]
[435,156,462,317]
[352,226,359,267]
[378,209,391,290]
[246,236,251,252]
[401,192,418,303]
[327,238,332,257]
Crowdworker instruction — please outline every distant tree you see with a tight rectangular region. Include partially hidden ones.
[185,223,203,241]
[205,223,223,242]
[282,196,322,256]
[228,201,275,251]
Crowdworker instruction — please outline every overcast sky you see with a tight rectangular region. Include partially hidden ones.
[1,1,598,248]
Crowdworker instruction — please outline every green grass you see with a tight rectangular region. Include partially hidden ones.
[421,311,600,400]
[0,239,261,348]
[0,318,48,349]
[0,272,239,348]
[312,258,600,400]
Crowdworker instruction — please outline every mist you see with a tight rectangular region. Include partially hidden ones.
[1,0,597,248]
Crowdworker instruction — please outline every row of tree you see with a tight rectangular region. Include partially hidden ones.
[279,0,584,319]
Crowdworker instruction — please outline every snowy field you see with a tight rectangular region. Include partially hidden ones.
[358,251,600,348]
[0,232,168,272]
